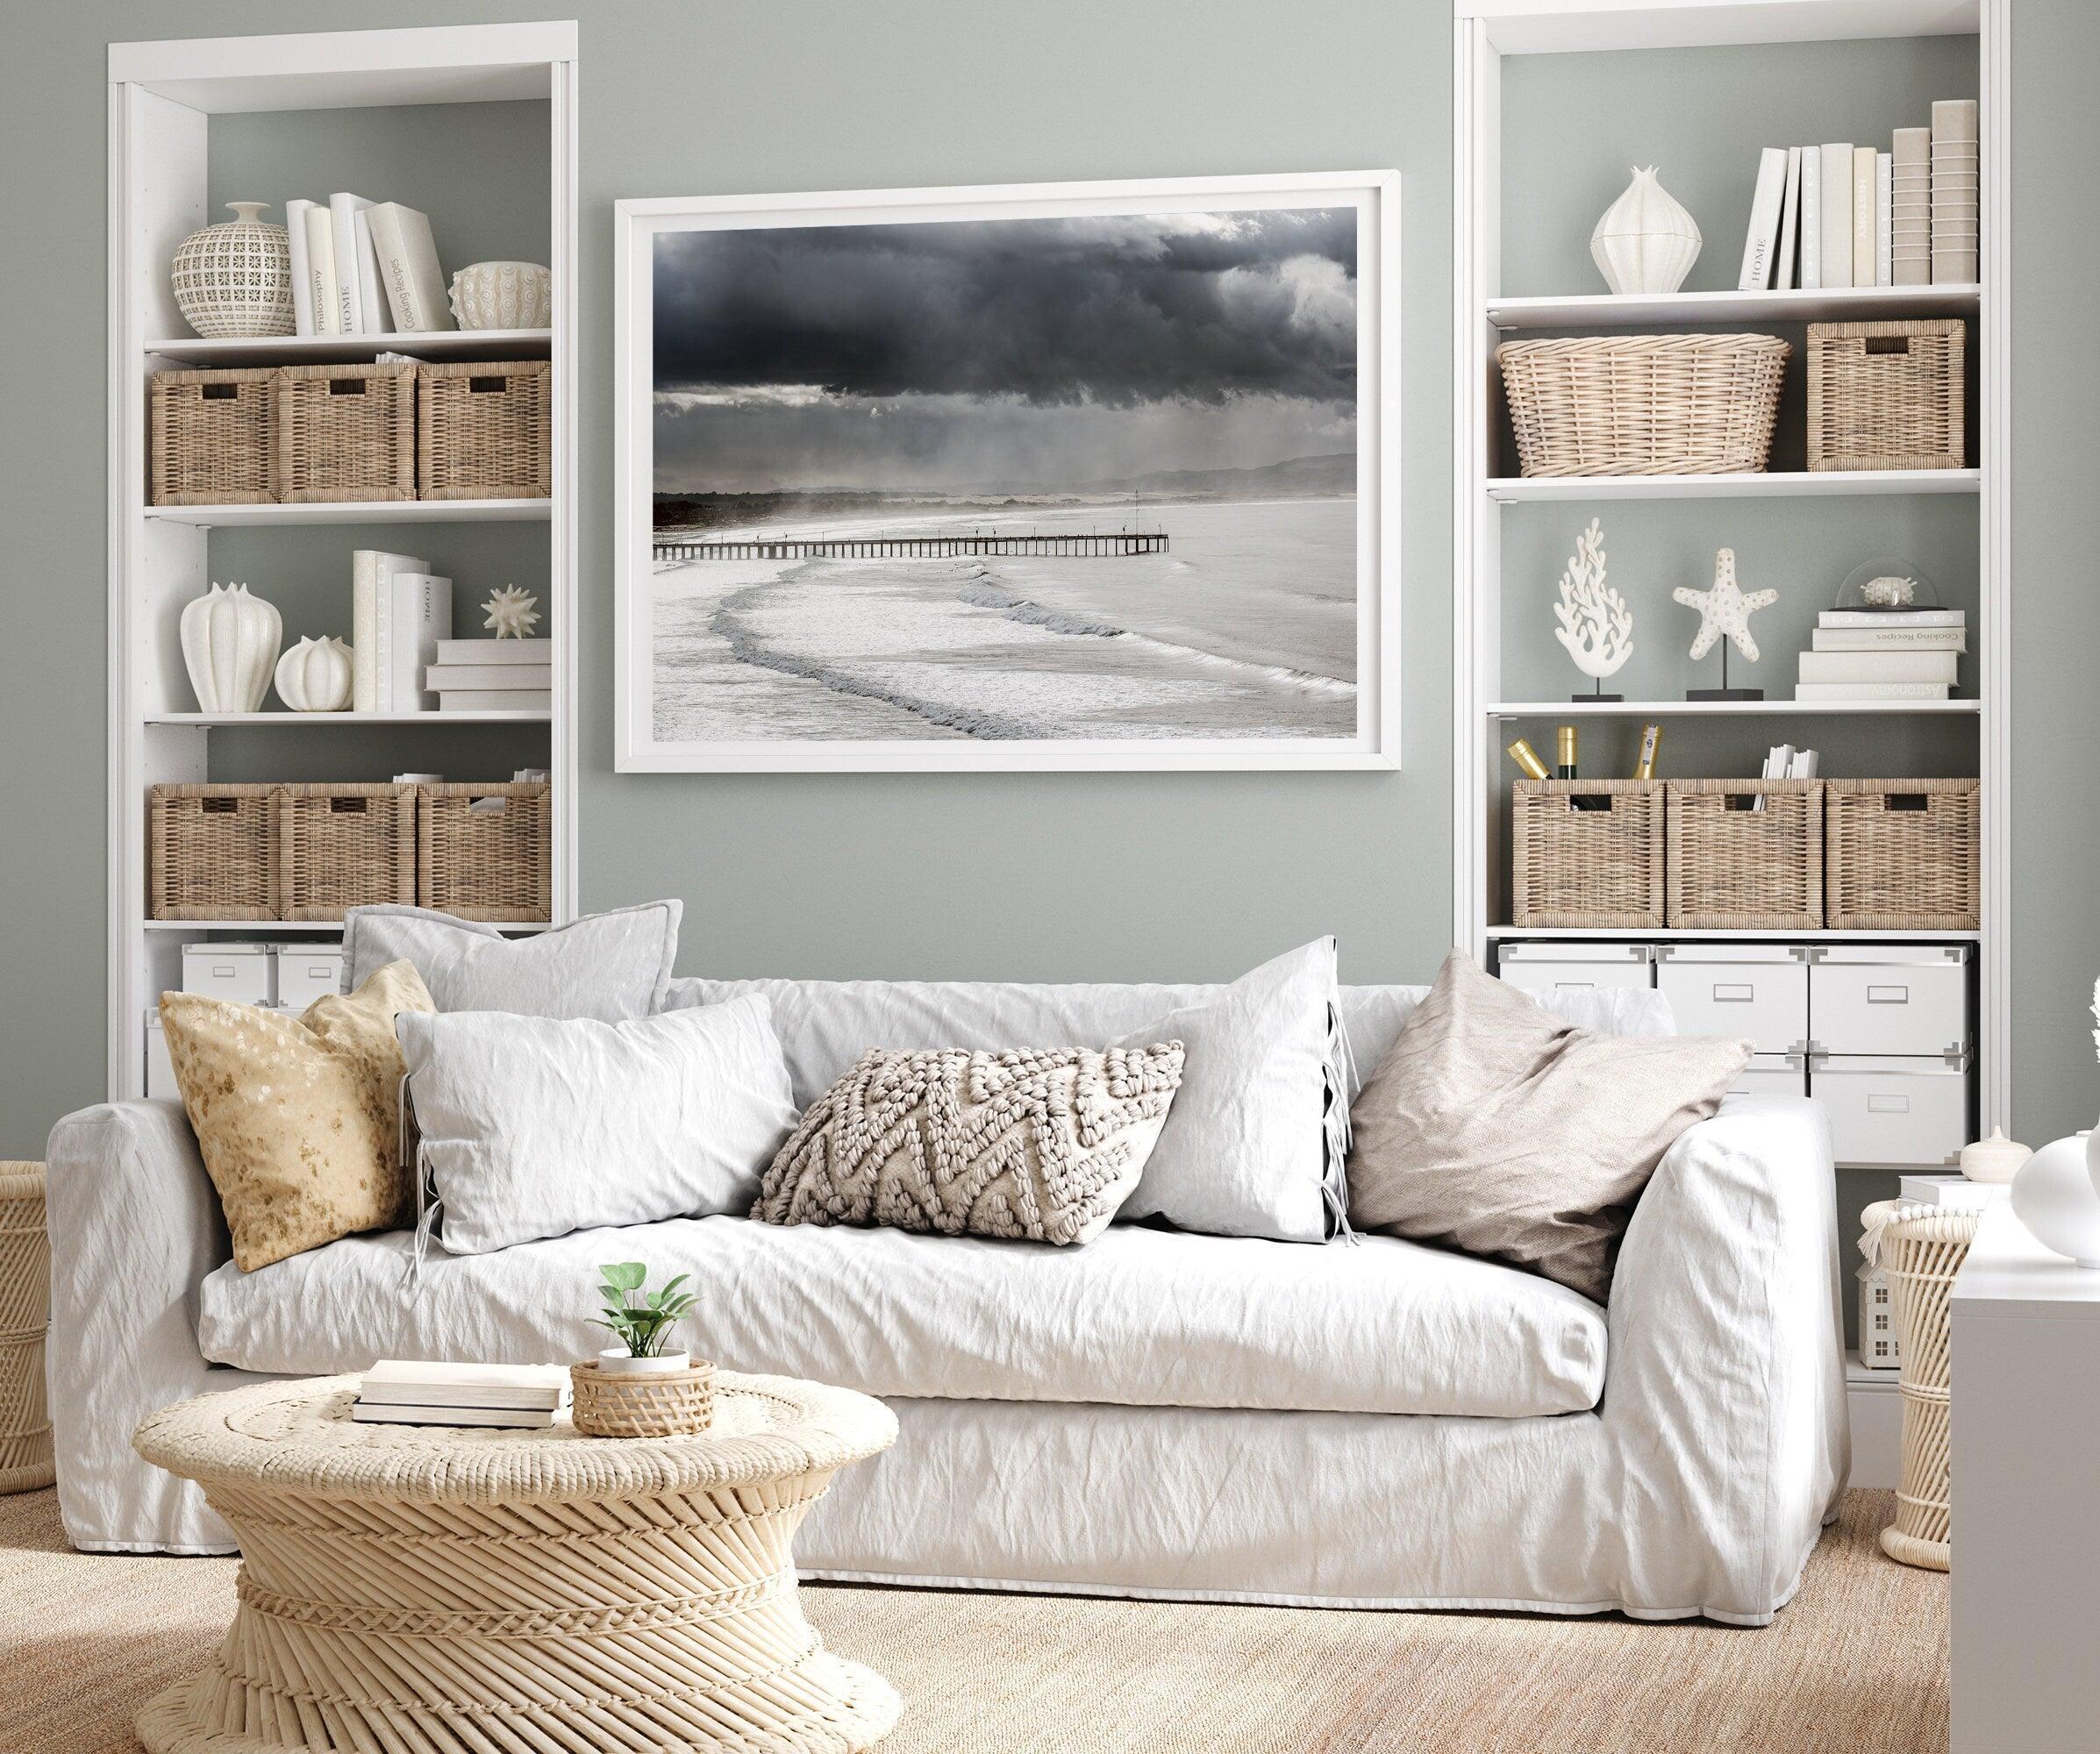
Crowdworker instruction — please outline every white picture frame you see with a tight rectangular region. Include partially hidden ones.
[614,170,1401,773]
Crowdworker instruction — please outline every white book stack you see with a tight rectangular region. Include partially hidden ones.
[1891,127,1931,286]
[350,550,432,711]
[352,1360,571,1429]
[1795,609,1966,701]
[1932,98,1979,285]
[426,638,553,713]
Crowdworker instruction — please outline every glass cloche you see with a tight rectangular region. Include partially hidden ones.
[1833,558,1942,614]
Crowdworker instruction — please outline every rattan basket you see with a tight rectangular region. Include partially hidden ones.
[1825,779,1981,930]
[274,361,416,503]
[1666,779,1825,929]
[1497,332,1790,477]
[1511,780,1665,928]
[0,1164,53,1494]
[418,781,552,922]
[570,1359,717,1438]
[278,783,418,922]
[1808,319,1965,471]
[1873,1201,1982,1571]
[150,367,277,505]
[418,360,552,500]
[150,784,281,921]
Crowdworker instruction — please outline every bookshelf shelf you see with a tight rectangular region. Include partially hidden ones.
[1486,468,1980,503]
[143,498,553,527]
[1486,282,1981,330]
[1487,699,1982,718]
[146,327,552,366]
[146,710,552,726]
[143,919,553,934]
[1483,925,1981,944]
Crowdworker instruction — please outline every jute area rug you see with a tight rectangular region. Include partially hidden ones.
[0,1487,1945,1754]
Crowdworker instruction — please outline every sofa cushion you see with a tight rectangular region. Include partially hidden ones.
[197,1216,1608,1419]
[346,901,681,1021]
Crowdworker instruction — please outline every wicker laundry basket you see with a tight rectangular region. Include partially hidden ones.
[0,1164,53,1494]
[1872,1201,1982,1571]
[1497,332,1790,477]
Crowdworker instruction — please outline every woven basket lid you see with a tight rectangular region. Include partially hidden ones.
[132,1371,896,1504]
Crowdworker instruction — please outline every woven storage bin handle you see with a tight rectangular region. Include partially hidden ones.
[1864,335,1913,355]
[327,379,367,396]
[201,381,238,401]
[1885,795,1929,812]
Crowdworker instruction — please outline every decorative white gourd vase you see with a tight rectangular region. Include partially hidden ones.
[170,202,296,339]
[1961,1126,2030,1185]
[274,637,354,712]
[180,583,282,714]
[2011,1133,2100,1267]
[1589,167,1702,296]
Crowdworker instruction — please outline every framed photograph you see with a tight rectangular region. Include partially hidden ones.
[614,171,1399,773]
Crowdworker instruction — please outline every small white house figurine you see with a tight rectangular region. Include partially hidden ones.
[1552,518,1632,700]
[1675,548,1777,701]
[482,584,540,639]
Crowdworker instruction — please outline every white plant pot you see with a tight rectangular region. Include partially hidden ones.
[180,582,282,714]
[1589,166,1702,296]
[2011,1132,2100,1267]
[595,1348,689,1375]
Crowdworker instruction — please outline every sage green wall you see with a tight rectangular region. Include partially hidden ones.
[0,4,2093,1158]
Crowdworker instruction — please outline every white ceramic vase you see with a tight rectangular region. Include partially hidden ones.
[1589,167,1702,296]
[180,583,282,714]
[170,202,296,339]
[447,260,554,330]
[2011,1132,2100,1267]
[596,1348,689,1376]
[273,637,354,712]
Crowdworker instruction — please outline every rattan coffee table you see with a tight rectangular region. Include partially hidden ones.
[132,1372,900,1754]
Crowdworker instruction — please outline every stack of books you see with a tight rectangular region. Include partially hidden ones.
[425,638,553,713]
[1736,97,1980,292]
[283,195,455,337]
[351,1360,570,1429]
[353,551,450,713]
[1795,608,1966,702]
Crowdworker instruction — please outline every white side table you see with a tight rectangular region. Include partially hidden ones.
[1951,1198,2100,1754]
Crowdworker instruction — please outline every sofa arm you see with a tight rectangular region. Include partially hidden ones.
[1603,1094,1847,1619]
[45,1102,239,1551]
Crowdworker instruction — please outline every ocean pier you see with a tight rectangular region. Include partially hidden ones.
[654,531,1169,561]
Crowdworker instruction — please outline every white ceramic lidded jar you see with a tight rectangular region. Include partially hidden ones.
[171,202,296,339]
[1589,167,1702,296]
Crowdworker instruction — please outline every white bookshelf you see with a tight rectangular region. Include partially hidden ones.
[107,23,580,1098]
[1453,0,2010,1132]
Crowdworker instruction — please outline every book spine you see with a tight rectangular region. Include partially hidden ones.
[304,207,341,337]
[1818,609,1965,628]
[1852,146,1876,287]
[1800,147,1823,289]
[373,575,394,713]
[1774,147,1804,292]
[1739,147,1788,291]
[366,203,421,331]
[1875,152,1893,286]
[352,551,376,711]
[1811,628,1968,652]
[439,689,554,712]
[1797,650,1959,683]
[352,207,392,335]
[328,194,367,333]
[1793,681,1952,700]
[1819,144,1854,289]
[394,574,454,711]
[284,198,315,336]
[1893,125,1932,288]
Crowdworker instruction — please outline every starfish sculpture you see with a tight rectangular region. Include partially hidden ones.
[1672,547,1776,663]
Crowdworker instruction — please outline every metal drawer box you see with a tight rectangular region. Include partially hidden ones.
[1810,946,1970,1058]
[1656,945,1807,1054]
[1811,1052,1969,1167]
[1494,941,1652,997]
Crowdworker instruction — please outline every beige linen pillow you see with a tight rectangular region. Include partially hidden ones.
[161,959,435,1272]
[754,1042,1185,1246]
[1346,951,1749,1302]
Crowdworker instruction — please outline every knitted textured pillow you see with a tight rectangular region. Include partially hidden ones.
[753,1043,1185,1246]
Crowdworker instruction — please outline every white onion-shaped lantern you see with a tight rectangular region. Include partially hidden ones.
[180,583,282,713]
[274,636,354,712]
[171,202,296,339]
[1589,167,1702,296]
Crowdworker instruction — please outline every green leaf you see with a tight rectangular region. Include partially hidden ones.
[658,1273,690,1298]
[600,1262,646,1293]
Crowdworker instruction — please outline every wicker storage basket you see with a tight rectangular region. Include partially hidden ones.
[274,361,416,503]
[570,1360,717,1438]
[418,360,551,500]
[1496,332,1790,477]
[1666,779,1825,929]
[0,1164,53,1494]
[1808,319,1965,471]
[149,367,277,505]
[1825,779,1981,930]
[278,783,418,922]
[151,784,281,921]
[418,781,552,922]
[1511,780,1665,928]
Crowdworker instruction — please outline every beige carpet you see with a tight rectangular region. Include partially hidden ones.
[0,1487,1945,1754]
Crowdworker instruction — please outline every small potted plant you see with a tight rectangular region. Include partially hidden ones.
[572,1262,714,1437]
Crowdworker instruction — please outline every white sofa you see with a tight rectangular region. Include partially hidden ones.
[45,975,1846,1623]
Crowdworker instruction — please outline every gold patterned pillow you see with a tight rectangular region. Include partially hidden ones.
[752,1042,1185,1246]
[161,959,435,1272]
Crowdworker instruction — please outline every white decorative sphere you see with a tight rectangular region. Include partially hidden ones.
[171,202,295,339]
[2011,1133,2100,1267]
[447,261,553,331]
[179,583,282,714]
[274,637,354,712]
[1590,167,1702,296]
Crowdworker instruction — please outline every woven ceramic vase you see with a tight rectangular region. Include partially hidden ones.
[171,202,295,339]
[447,260,554,330]
[1589,168,1702,296]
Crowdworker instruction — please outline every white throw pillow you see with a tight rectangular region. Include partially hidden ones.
[345,902,681,1021]
[399,994,796,1255]
[1116,938,1339,1244]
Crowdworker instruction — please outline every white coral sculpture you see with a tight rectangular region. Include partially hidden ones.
[1553,518,1632,682]
[482,584,540,639]
[2091,975,2099,1066]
